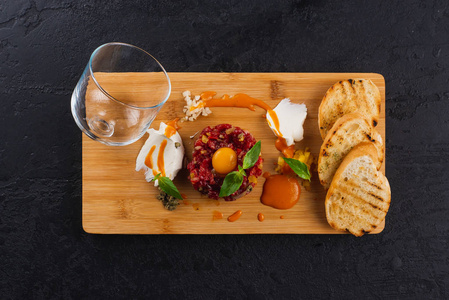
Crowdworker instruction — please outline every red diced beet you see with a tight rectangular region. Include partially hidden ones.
[186,124,263,201]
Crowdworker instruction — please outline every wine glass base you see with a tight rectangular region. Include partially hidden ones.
[88,117,114,137]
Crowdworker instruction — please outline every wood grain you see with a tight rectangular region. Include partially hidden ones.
[82,72,386,234]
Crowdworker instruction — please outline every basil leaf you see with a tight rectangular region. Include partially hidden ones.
[219,171,244,198]
[242,140,261,169]
[238,165,246,176]
[152,173,183,200]
[282,157,311,181]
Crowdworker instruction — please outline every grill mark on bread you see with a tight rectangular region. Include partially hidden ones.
[331,203,375,236]
[343,192,386,217]
[368,192,385,202]
[341,196,384,223]
[342,179,386,202]
[332,186,384,220]
[329,201,367,234]
[367,180,383,190]
[338,180,389,212]
[350,79,357,95]
[330,194,383,233]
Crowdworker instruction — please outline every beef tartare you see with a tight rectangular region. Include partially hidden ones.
[187,124,263,201]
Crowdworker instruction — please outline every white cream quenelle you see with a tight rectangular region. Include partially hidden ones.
[266,98,307,146]
[135,122,185,186]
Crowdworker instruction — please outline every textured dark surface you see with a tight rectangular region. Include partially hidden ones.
[1,0,448,299]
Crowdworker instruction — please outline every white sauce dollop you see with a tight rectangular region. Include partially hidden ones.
[266,98,307,146]
[135,122,184,186]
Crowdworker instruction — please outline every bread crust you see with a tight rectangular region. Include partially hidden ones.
[318,79,381,140]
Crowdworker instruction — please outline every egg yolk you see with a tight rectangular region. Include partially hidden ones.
[212,147,237,174]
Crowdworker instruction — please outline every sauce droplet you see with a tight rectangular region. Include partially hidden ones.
[183,200,191,205]
[181,193,187,199]
[213,211,223,220]
[258,213,265,222]
[263,172,271,179]
[227,210,243,222]
[192,203,200,211]
[261,175,301,209]
[280,215,285,219]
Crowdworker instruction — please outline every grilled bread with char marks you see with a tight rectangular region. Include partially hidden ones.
[318,112,384,189]
[318,79,381,140]
[325,143,390,236]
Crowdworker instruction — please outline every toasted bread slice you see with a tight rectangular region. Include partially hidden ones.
[325,143,390,236]
[318,79,381,139]
[318,113,384,189]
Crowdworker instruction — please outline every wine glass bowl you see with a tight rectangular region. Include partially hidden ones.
[71,42,171,146]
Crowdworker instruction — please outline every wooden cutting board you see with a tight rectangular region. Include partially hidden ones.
[82,72,386,234]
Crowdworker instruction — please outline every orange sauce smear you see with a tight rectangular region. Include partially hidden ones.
[266,110,282,137]
[280,215,285,219]
[192,203,200,211]
[201,91,271,111]
[260,175,301,209]
[257,213,265,222]
[213,211,223,220]
[227,210,243,222]
[157,139,167,177]
[164,118,181,138]
[181,193,187,199]
[275,137,295,158]
[144,145,156,168]
[199,91,283,138]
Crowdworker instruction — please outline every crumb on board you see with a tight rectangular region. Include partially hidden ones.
[182,90,212,121]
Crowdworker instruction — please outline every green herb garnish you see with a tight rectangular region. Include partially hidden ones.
[242,140,262,169]
[152,173,183,200]
[282,157,311,181]
[219,171,244,198]
[219,141,261,198]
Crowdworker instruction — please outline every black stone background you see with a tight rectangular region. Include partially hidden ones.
[1,0,448,299]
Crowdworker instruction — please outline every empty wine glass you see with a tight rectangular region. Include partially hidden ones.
[71,42,171,146]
